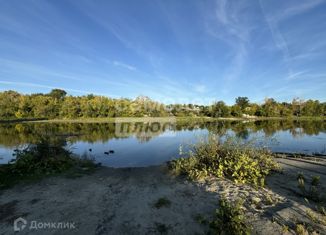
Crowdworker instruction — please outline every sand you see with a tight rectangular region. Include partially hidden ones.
[1,157,326,235]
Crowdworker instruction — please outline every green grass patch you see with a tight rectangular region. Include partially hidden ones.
[169,135,280,186]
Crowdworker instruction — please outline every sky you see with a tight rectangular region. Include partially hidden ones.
[0,0,325,105]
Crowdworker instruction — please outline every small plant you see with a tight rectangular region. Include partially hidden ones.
[295,224,308,235]
[153,197,171,209]
[209,197,251,235]
[317,205,326,216]
[311,176,320,187]
[264,194,274,205]
[297,173,306,190]
[194,214,208,225]
[281,224,289,234]
[297,174,323,203]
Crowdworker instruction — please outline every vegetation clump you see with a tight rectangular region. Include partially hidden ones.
[153,197,171,209]
[295,224,309,235]
[170,135,280,186]
[0,138,95,188]
[209,197,250,235]
[297,173,324,203]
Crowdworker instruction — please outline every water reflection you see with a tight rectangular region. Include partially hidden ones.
[0,120,325,147]
[0,120,325,167]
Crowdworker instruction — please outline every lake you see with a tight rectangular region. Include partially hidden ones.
[0,119,325,167]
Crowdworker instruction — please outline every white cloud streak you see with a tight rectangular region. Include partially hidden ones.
[0,80,97,95]
[259,0,324,80]
[112,61,136,71]
[204,0,252,95]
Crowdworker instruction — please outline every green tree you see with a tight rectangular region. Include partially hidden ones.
[212,101,230,117]
[0,90,20,118]
[262,98,281,117]
[235,97,249,111]
[48,89,67,100]
[231,105,242,117]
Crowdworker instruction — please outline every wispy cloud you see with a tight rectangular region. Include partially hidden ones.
[204,0,253,95]
[112,61,136,71]
[286,70,309,80]
[0,80,97,95]
[213,0,252,43]
[272,0,324,22]
[193,84,206,93]
[74,1,164,70]
[259,0,325,79]
[0,58,83,82]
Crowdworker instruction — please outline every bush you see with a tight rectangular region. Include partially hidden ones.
[169,135,280,186]
[0,138,95,188]
[209,197,250,235]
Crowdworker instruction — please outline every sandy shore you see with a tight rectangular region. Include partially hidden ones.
[1,158,326,235]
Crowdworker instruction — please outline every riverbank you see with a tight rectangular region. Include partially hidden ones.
[1,116,325,124]
[1,157,325,234]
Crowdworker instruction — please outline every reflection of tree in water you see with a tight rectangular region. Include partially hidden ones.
[0,120,325,147]
[119,122,175,143]
[236,129,249,140]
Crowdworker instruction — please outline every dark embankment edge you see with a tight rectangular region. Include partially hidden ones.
[0,118,48,124]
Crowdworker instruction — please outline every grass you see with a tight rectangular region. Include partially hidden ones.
[295,224,309,235]
[297,173,324,203]
[316,205,326,216]
[0,139,96,189]
[281,224,289,234]
[153,197,171,209]
[306,209,326,226]
[169,135,280,186]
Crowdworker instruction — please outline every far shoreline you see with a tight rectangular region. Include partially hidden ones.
[1,116,325,124]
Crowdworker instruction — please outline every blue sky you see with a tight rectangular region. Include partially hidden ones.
[0,0,325,104]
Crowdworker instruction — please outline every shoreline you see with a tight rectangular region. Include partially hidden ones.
[1,116,325,124]
[1,157,325,234]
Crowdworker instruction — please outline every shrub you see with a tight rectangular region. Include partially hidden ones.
[10,140,75,176]
[169,135,280,186]
[209,197,250,235]
[0,138,95,188]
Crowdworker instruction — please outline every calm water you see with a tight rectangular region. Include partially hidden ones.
[0,120,325,167]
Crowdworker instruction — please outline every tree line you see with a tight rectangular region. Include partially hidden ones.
[0,89,325,119]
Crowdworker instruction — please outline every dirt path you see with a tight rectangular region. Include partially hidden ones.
[1,159,326,235]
